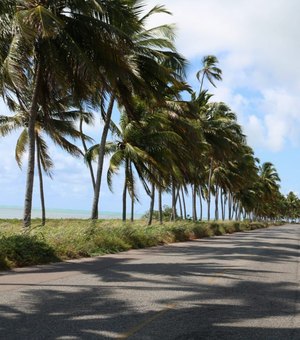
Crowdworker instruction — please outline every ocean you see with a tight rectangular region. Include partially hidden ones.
[0,206,125,219]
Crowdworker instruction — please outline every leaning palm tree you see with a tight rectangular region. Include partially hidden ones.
[90,1,187,220]
[257,162,281,218]
[87,100,182,222]
[0,98,91,225]
[191,55,222,220]
[0,0,139,227]
[200,102,245,220]
[196,55,222,93]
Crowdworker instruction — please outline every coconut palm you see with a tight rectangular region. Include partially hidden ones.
[199,102,245,220]
[90,1,187,220]
[0,0,141,227]
[0,97,91,224]
[285,192,300,222]
[196,55,222,93]
[223,145,259,220]
[254,162,280,219]
[87,99,183,222]
[192,55,222,220]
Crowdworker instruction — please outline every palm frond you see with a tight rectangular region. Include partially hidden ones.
[36,134,54,178]
[15,128,28,168]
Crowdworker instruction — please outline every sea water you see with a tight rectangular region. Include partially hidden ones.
[0,206,124,219]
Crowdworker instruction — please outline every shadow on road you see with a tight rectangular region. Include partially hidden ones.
[0,226,299,339]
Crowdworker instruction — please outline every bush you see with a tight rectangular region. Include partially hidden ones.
[0,219,280,270]
[142,205,173,221]
[0,234,58,269]
[210,223,226,236]
[192,224,213,238]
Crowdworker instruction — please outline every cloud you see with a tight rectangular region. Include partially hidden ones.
[146,0,300,152]
[244,115,265,149]
[262,89,300,151]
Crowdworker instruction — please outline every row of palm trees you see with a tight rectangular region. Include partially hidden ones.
[0,1,293,227]
[276,192,300,223]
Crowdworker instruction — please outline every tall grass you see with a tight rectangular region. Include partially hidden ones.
[0,219,280,270]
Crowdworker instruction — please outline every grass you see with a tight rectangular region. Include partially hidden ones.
[0,219,282,270]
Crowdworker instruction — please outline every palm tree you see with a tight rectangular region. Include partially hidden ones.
[285,192,300,222]
[0,0,139,227]
[87,100,182,222]
[192,55,222,220]
[196,55,222,93]
[255,162,280,219]
[0,100,90,225]
[199,102,245,220]
[221,144,259,220]
[90,2,187,220]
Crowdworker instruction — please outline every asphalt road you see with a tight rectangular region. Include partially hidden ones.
[0,224,299,340]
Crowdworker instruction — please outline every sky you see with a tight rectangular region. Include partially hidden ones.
[1,0,300,216]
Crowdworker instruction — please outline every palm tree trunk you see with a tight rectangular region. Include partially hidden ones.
[158,185,163,224]
[23,62,42,228]
[215,186,219,221]
[148,183,155,226]
[232,200,237,220]
[122,158,129,222]
[130,195,134,222]
[36,136,46,226]
[207,158,213,221]
[199,73,205,94]
[238,204,243,221]
[199,188,203,221]
[220,189,225,221]
[192,184,197,221]
[234,202,239,221]
[171,179,177,221]
[129,162,134,222]
[80,117,95,190]
[122,174,127,222]
[91,95,115,219]
[228,192,232,221]
[224,192,228,220]
[177,188,183,219]
[181,187,187,219]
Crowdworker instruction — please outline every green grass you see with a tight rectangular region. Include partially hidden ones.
[0,219,281,270]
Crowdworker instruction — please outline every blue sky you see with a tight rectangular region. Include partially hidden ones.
[1,0,300,215]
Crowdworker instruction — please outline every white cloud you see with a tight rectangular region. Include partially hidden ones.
[146,0,300,152]
[262,89,300,150]
[244,115,265,148]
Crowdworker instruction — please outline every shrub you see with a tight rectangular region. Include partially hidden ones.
[210,223,226,236]
[0,234,58,269]
[142,205,173,221]
[0,219,280,270]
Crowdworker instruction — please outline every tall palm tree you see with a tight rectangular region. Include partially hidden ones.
[285,192,300,222]
[192,55,222,220]
[256,162,280,219]
[87,100,182,222]
[199,102,245,220]
[196,55,222,93]
[0,101,90,225]
[90,1,187,220]
[0,0,138,227]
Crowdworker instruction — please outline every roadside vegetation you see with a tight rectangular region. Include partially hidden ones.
[0,218,284,270]
[0,1,298,273]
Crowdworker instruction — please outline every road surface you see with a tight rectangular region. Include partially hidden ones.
[0,224,299,339]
